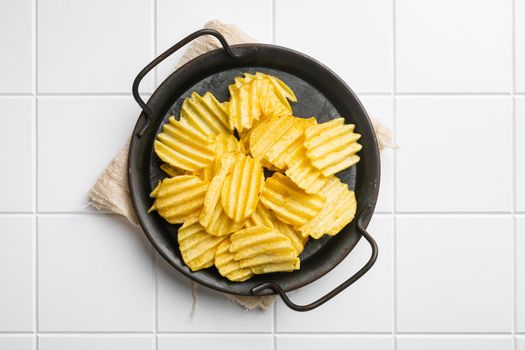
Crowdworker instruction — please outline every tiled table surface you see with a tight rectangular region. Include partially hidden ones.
[0,0,524,349]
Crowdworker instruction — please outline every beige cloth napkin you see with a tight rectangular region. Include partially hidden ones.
[88,20,392,311]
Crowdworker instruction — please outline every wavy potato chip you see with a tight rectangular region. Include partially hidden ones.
[285,143,330,194]
[221,155,265,222]
[232,72,297,109]
[148,175,208,224]
[160,163,181,177]
[296,176,357,239]
[178,218,225,271]
[228,78,290,132]
[154,116,216,172]
[249,116,294,164]
[214,238,254,282]
[260,173,325,226]
[199,153,245,236]
[304,117,362,176]
[246,203,308,255]
[229,226,299,272]
[180,91,231,135]
[211,133,242,174]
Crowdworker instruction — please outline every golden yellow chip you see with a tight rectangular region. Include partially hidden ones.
[180,91,231,135]
[184,166,213,182]
[250,260,300,274]
[148,175,208,224]
[214,238,254,282]
[221,155,265,222]
[259,172,325,226]
[249,116,294,164]
[199,153,244,236]
[228,78,290,132]
[154,116,216,172]
[229,226,299,272]
[177,217,225,271]
[304,117,362,176]
[232,72,297,109]
[285,143,330,194]
[211,133,242,174]
[160,163,181,177]
[297,176,357,239]
[246,203,308,255]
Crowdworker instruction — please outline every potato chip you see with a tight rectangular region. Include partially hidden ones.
[304,117,362,176]
[160,163,181,177]
[180,91,231,136]
[249,116,294,164]
[184,166,213,182]
[177,217,225,271]
[221,155,265,222]
[154,116,216,172]
[148,175,208,224]
[199,153,245,236]
[246,203,308,255]
[285,143,330,194]
[259,172,325,226]
[229,226,299,272]
[296,176,357,239]
[214,238,254,282]
[232,72,297,109]
[228,78,290,132]
[211,133,242,174]
[250,259,300,274]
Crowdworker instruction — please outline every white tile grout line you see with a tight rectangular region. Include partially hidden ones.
[392,0,398,347]
[34,0,39,347]
[512,0,517,348]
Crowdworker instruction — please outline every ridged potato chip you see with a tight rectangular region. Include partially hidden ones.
[148,175,208,224]
[185,166,213,182]
[229,226,300,273]
[221,155,265,222]
[214,238,254,282]
[211,133,242,174]
[260,172,325,226]
[160,163,181,177]
[285,143,330,194]
[228,78,290,132]
[154,116,216,172]
[199,153,244,236]
[296,176,357,239]
[232,72,297,110]
[250,260,300,274]
[180,91,231,135]
[178,218,225,271]
[304,117,362,176]
[246,203,308,255]
[249,116,294,165]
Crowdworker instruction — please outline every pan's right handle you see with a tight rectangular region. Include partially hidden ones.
[131,28,257,136]
[251,204,378,312]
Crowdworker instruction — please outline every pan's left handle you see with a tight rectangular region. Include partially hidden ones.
[131,28,257,136]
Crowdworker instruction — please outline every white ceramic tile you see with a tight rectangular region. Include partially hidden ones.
[0,0,32,93]
[156,0,272,84]
[0,336,35,350]
[276,336,393,350]
[517,98,525,212]
[517,0,525,92]
[275,216,393,332]
[37,97,136,212]
[396,0,512,92]
[38,215,154,331]
[397,336,513,350]
[396,97,512,212]
[517,216,525,332]
[38,0,152,93]
[156,257,272,332]
[39,336,154,350]
[275,0,392,93]
[0,98,34,212]
[158,335,272,350]
[0,216,33,331]
[397,216,512,332]
[518,337,525,350]
[358,96,394,213]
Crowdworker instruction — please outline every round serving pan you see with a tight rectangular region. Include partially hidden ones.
[129,29,380,311]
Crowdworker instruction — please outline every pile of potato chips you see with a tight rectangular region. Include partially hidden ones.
[149,72,361,282]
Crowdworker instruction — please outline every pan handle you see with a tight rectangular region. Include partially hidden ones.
[250,204,378,312]
[131,28,257,135]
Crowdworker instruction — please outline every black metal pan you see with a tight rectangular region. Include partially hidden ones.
[129,29,380,311]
